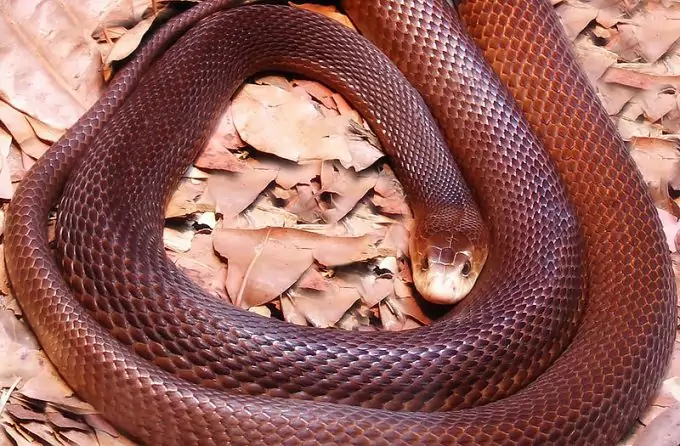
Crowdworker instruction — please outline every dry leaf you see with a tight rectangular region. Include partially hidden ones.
[629,137,680,207]
[104,15,155,65]
[320,161,378,223]
[618,4,680,63]
[292,3,356,30]
[214,227,381,308]
[633,401,680,446]
[0,102,50,160]
[0,1,106,130]
[208,169,278,220]
[232,83,382,170]
[287,286,361,328]
[165,179,210,218]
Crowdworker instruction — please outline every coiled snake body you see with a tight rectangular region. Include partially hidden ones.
[4,0,676,445]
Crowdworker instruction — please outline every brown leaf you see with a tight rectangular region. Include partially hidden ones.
[165,179,212,219]
[231,82,382,170]
[297,267,328,291]
[194,145,248,173]
[629,137,680,209]
[216,227,314,308]
[167,233,228,301]
[0,2,107,131]
[207,168,278,220]
[372,164,411,216]
[287,286,361,328]
[291,79,338,110]
[633,401,680,446]
[200,105,247,162]
[320,161,378,223]
[555,2,598,40]
[214,227,381,308]
[0,102,50,160]
[104,15,155,65]
[618,4,680,63]
[280,295,308,326]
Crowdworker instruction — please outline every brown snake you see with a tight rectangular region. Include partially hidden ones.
[4,0,677,444]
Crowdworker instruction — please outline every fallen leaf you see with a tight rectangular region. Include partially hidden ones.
[633,401,680,446]
[0,1,107,130]
[213,227,381,308]
[629,137,680,208]
[167,233,227,301]
[319,161,378,223]
[232,82,382,170]
[165,179,211,219]
[208,168,279,220]
[0,102,49,160]
[292,3,356,30]
[104,15,155,65]
[287,285,361,328]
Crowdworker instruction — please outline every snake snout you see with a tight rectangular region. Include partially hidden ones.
[410,232,487,305]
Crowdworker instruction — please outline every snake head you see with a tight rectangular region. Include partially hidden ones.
[410,231,488,305]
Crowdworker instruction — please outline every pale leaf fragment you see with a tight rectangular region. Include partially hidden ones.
[339,273,393,308]
[214,228,381,308]
[573,40,618,86]
[555,2,598,40]
[618,4,680,63]
[379,223,411,258]
[208,169,278,220]
[260,158,321,189]
[0,132,13,200]
[167,233,227,300]
[297,267,328,291]
[194,144,248,172]
[629,137,680,207]
[202,105,247,157]
[17,421,58,445]
[0,102,50,160]
[288,286,361,328]
[3,425,33,446]
[59,430,98,446]
[0,1,106,130]
[291,79,338,110]
[633,401,680,446]
[104,15,154,64]
[292,3,356,30]
[232,83,381,170]
[372,164,410,216]
[280,295,308,326]
[215,228,314,308]
[163,226,194,253]
[4,405,47,423]
[658,208,680,252]
[165,178,210,218]
[320,161,378,223]
[234,196,299,230]
[46,409,88,431]
[286,183,322,223]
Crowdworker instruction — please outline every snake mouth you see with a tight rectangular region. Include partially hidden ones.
[414,252,478,304]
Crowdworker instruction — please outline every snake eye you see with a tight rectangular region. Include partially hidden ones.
[461,260,472,277]
[421,257,430,271]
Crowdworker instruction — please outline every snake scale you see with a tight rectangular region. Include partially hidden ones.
[4,0,676,445]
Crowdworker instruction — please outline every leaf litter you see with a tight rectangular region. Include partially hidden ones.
[0,0,679,444]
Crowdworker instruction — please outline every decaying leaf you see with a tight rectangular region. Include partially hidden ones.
[231,83,383,170]
[208,168,279,220]
[213,227,382,308]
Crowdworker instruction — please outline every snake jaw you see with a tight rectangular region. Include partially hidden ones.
[410,226,489,305]
[414,250,480,304]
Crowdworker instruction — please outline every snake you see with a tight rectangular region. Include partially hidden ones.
[3,0,676,444]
